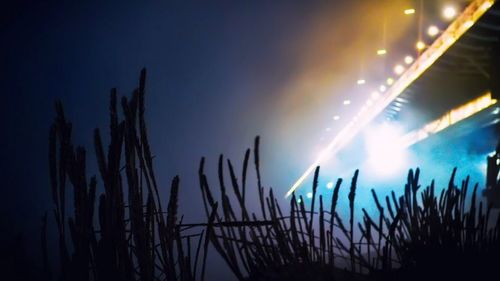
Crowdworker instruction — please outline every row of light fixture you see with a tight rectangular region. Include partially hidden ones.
[326,3,460,135]
[316,3,462,192]
[293,1,495,199]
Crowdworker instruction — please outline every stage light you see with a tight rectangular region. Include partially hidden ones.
[371,91,380,100]
[481,1,494,11]
[285,0,494,198]
[343,99,351,105]
[326,181,334,189]
[333,115,340,120]
[404,8,415,15]
[379,85,387,92]
[402,93,497,147]
[386,77,394,85]
[464,20,474,29]
[443,5,457,20]
[493,108,500,115]
[365,123,407,176]
[416,41,426,51]
[427,25,440,37]
[404,55,414,65]
[377,49,387,55]
[394,64,405,75]
[306,192,313,199]
[357,79,366,85]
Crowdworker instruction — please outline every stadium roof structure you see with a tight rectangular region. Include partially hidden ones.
[286,0,500,198]
[386,0,500,135]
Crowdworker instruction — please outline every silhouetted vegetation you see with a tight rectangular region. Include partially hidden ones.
[42,69,500,281]
[45,69,206,281]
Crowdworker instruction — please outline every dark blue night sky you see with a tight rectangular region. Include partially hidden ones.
[0,0,441,241]
[0,0,335,245]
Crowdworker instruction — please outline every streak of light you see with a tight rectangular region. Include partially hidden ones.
[401,92,497,147]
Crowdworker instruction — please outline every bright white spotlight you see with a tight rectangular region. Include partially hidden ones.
[416,41,426,51]
[326,181,334,189]
[443,5,457,20]
[365,123,407,176]
[333,115,340,120]
[404,8,416,15]
[404,55,414,65]
[343,99,351,105]
[377,49,387,55]
[379,85,387,92]
[357,79,366,85]
[394,64,405,75]
[386,77,394,85]
[427,25,440,37]
[306,192,313,199]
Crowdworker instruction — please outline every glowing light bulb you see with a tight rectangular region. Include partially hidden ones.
[416,41,426,51]
[379,85,387,92]
[357,79,366,85]
[386,78,394,85]
[377,49,387,55]
[404,55,414,65]
[394,64,405,75]
[306,192,313,199]
[333,115,340,121]
[326,181,334,189]
[404,8,415,15]
[443,6,457,20]
[343,100,351,105]
[427,25,440,37]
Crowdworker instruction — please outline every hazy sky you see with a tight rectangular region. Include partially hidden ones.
[0,0,434,235]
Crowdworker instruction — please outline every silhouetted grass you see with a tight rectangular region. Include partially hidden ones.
[44,69,500,281]
[45,69,206,281]
[201,138,500,281]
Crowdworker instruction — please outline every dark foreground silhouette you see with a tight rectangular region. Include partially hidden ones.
[15,70,500,281]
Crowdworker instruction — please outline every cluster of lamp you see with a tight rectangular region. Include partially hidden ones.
[322,4,462,147]
[299,0,495,199]
[381,5,459,69]
[352,5,459,121]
